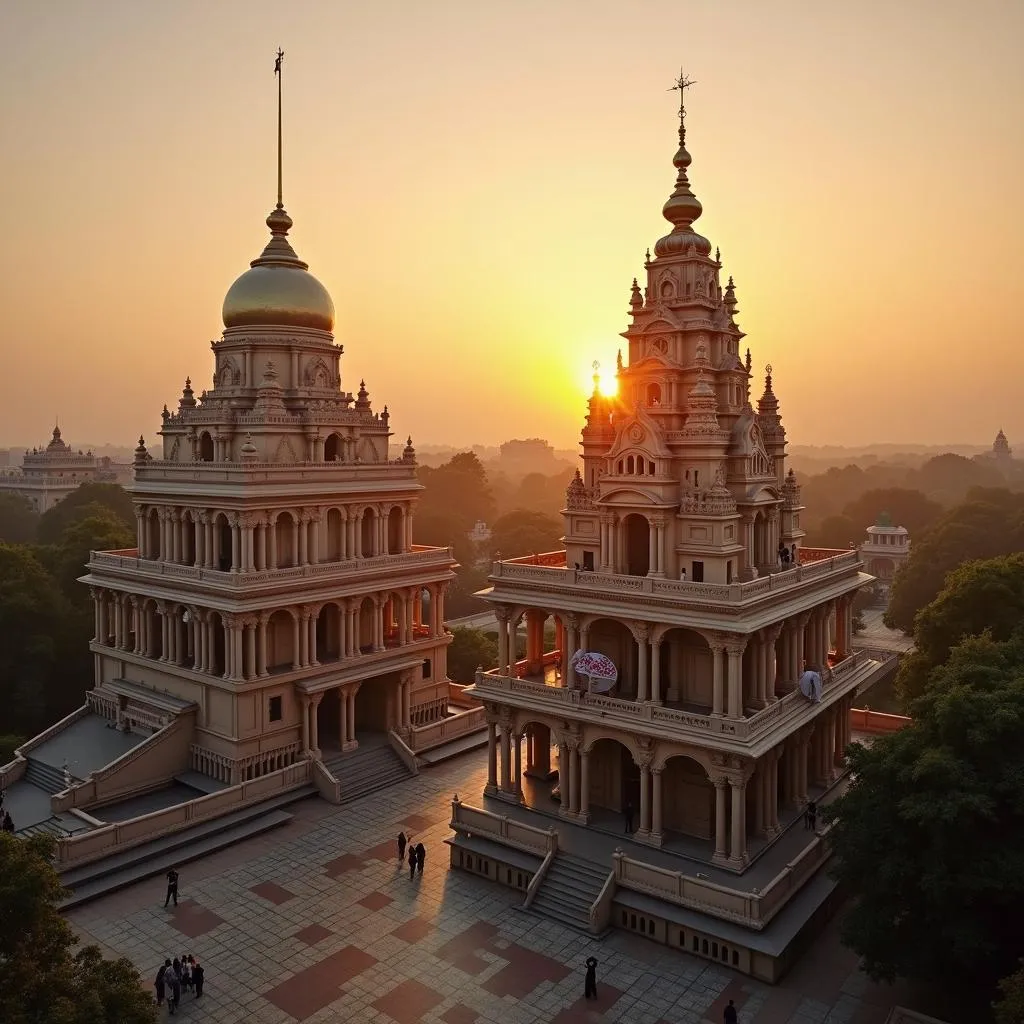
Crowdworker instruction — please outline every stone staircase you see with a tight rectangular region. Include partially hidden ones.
[19,814,91,839]
[25,758,78,795]
[527,851,610,933]
[322,742,414,804]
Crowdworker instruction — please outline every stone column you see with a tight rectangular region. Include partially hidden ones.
[245,621,256,680]
[257,614,268,676]
[567,740,579,815]
[725,638,746,718]
[650,634,663,703]
[300,695,311,753]
[638,762,651,835]
[754,763,766,836]
[647,520,657,577]
[558,741,569,813]
[486,720,498,790]
[579,746,590,818]
[501,724,512,792]
[729,777,748,865]
[655,519,666,576]
[634,623,650,701]
[741,512,755,575]
[309,610,319,666]
[713,779,729,862]
[711,637,726,715]
[513,731,523,799]
[292,613,302,670]
[651,767,664,840]
[231,515,241,572]
[565,616,579,688]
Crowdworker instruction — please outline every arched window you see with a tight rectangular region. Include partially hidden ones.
[647,382,662,407]
[617,459,623,474]
[198,432,214,462]
[324,433,342,462]
[627,455,635,475]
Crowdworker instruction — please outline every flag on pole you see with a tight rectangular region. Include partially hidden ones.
[275,49,284,75]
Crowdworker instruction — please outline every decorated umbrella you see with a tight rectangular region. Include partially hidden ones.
[570,650,618,693]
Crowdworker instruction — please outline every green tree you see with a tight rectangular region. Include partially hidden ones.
[0,735,24,763]
[995,962,1024,1024]
[807,514,858,549]
[45,506,136,600]
[445,565,491,618]
[885,491,1024,632]
[841,487,943,537]
[826,631,1024,1001]
[37,482,134,545]
[916,451,1003,503]
[896,553,1024,702]
[0,493,40,544]
[489,509,563,558]
[418,452,495,533]
[0,833,157,1024]
[446,627,498,683]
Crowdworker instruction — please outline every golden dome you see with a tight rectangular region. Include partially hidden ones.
[222,206,335,332]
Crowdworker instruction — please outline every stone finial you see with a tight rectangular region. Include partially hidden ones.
[630,278,643,309]
[402,436,416,464]
[381,405,390,427]
[134,436,149,463]
[240,432,259,461]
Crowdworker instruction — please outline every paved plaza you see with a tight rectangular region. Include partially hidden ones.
[66,751,926,1024]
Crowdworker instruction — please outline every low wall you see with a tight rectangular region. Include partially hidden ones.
[408,706,486,751]
[16,705,90,757]
[849,708,912,733]
[54,759,312,869]
[449,798,556,856]
[448,682,482,709]
[0,755,27,788]
[311,759,341,804]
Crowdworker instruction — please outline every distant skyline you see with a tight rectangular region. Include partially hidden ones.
[1,1,1022,451]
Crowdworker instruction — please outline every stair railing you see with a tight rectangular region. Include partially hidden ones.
[387,730,419,775]
[311,759,341,804]
[523,847,557,909]
[589,864,618,934]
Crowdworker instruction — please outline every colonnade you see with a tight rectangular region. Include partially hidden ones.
[494,595,856,720]
[136,501,416,572]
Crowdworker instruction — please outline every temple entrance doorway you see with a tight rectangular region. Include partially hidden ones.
[581,738,637,821]
[661,755,713,841]
[354,676,390,734]
[624,514,650,577]
[316,689,343,754]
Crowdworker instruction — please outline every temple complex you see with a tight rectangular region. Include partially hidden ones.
[450,80,880,982]
[859,513,910,597]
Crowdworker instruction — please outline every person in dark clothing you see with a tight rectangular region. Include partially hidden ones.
[398,831,408,862]
[408,844,417,880]
[154,961,169,1005]
[584,956,598,999]
[415,842,425,876]
[805,801,817,831]
[164,867,179,907]
[623,801,634,833]
[724,998,738,1024]
[2,811,14,833]
[167,960,181,1014]
[192,959,205,998]
[179,954,191,992]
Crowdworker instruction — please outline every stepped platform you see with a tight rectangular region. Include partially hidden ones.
[322,736,415,804]
[92,781,209,822]
[416,730,489,766]
[29,714,146,777]
[59,787,315,910]
[528,851,610,932]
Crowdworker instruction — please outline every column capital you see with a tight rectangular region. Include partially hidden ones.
[493,605,510,625]
[763,622,784,643]
[722,634,748,656]
[630,620,651,643]
[712,775,729,790]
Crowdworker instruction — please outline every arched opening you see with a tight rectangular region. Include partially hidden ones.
[198,431,214,462]
[382,594,399,647]
[266,609,296,671]
[146,509,160,560]
[358,597,376,653]
[582,737,638,820]
[214,512,232,571]
[355,677,391,734]
[275,512,296,568]
[661,755,714,840]
[752,510,768,570]
[623,514,650,577]
[626,455,635,475]
[659,628,714,710]
[181,511,196,565]
[387,506,403,554]
[143,600,163,659]
[324,433,342,462]
[360,508,376,557]
[325,508,344,562]
[585,618,637,697]
[647,382,662,407]
[316,603,342,662]
[208,611,226,677]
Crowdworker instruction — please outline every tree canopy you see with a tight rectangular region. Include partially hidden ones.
[0,493,40,544]
[885,490,1024,633]
[489,509,563,558]
[807,514,859,550]
[447,627,498,683]
[841,487,944,537]
[417,452,495,535]
[0,833,157,1023]
[826,631,1024,1001]
[896,553,1024,702]
[995,962,1024,1024]
[37,482,135,545]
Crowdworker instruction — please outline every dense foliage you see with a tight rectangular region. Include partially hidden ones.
[488,509,562,558]
[826,631,1024,1002]
[0,833,157,1023]
[446,627,499,683]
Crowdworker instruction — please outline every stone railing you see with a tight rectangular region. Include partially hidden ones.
[0,756,27,788]
[523,846,557,909]
[489,549,861,607]
[407,706,487,752]
[447,681,482,709]
[388,730,419,775]
[449,797,557,857]
[849,707,912,733]
[15,705,91,757]
[505,551,569,567]
[53,760,312,869]
[311,758,341,804]
[589,868,617,934]
[89,544,454,587]
[612,828,832,931]
[134,460,417,486]
[799,546,854,563]
[190,741,302,785]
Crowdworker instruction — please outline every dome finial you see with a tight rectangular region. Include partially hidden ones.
[275,48,284,211]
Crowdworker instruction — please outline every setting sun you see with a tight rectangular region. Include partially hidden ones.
[598,373,619,398]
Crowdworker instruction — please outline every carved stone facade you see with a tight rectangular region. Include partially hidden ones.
[81,195,456,783]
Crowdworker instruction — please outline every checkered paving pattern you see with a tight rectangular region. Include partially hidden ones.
[65,754,923,1023]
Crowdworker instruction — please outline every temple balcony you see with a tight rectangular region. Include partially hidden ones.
[132,458,418,489]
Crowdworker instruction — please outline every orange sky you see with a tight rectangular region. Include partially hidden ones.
[1,0,1022,452]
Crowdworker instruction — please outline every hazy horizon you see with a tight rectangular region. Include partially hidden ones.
[2,1,1022,452]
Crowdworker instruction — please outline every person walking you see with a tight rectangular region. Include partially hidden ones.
[415,842,425,876]
[178,955,191,994]
[623,800,634,834]
[398,831,408,862]
[2,811,14,833]
[408,844,417,880]
[724,998,738,1024]
[804,801,817,832]
[154,960,169,1006]
[167,959,182,1015]
[164,867,179,907]
[192,959,205,998]
[584,956,598,999]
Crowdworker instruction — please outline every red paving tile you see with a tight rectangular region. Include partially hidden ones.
[449,950,489,976]
[434,920,499,976]
[323,852,366,878]
[440,1005,480,1024]
[363,839,399,861]
[372,978,445,1022]
[293,923,333,946]
[391,916,434,943]
[481,942,572,999]
[167,900,225,939]
[264,945,376,1020]
[402,812,443,832]
[358,891,393,911]
[250,881,297,905]
[550,984,627,1022]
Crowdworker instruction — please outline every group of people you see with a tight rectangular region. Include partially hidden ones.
[398,831,426,878]
[0,792,14,833]
[154,955,205,1013]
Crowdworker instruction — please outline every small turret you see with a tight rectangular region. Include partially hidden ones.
[134,436,150,465]
[630,278,643,311]
[402,436,416,464]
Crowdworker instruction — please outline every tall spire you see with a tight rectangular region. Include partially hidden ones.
[654,70,710,258]
[275,48,284,209]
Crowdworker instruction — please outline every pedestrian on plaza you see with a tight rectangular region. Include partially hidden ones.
[724,998,738,1024]
[408,844,417,880]
[804,801,817,832]
[192,959,205,998]
[584,956,598,999]
[2,810,14,833]
[154,960,169,1006]
[398,831,408,862]
[179,954,191,993]
[623,800,634,833]
[415,842,426,876]
[164,867,179,907]
[167,959,182,1014]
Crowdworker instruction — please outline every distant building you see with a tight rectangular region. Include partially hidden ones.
[498,438,559,476]
[468,521,492,546]
[859,512,910,594]
[991,429,1013,465]
[0,425,119,513]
